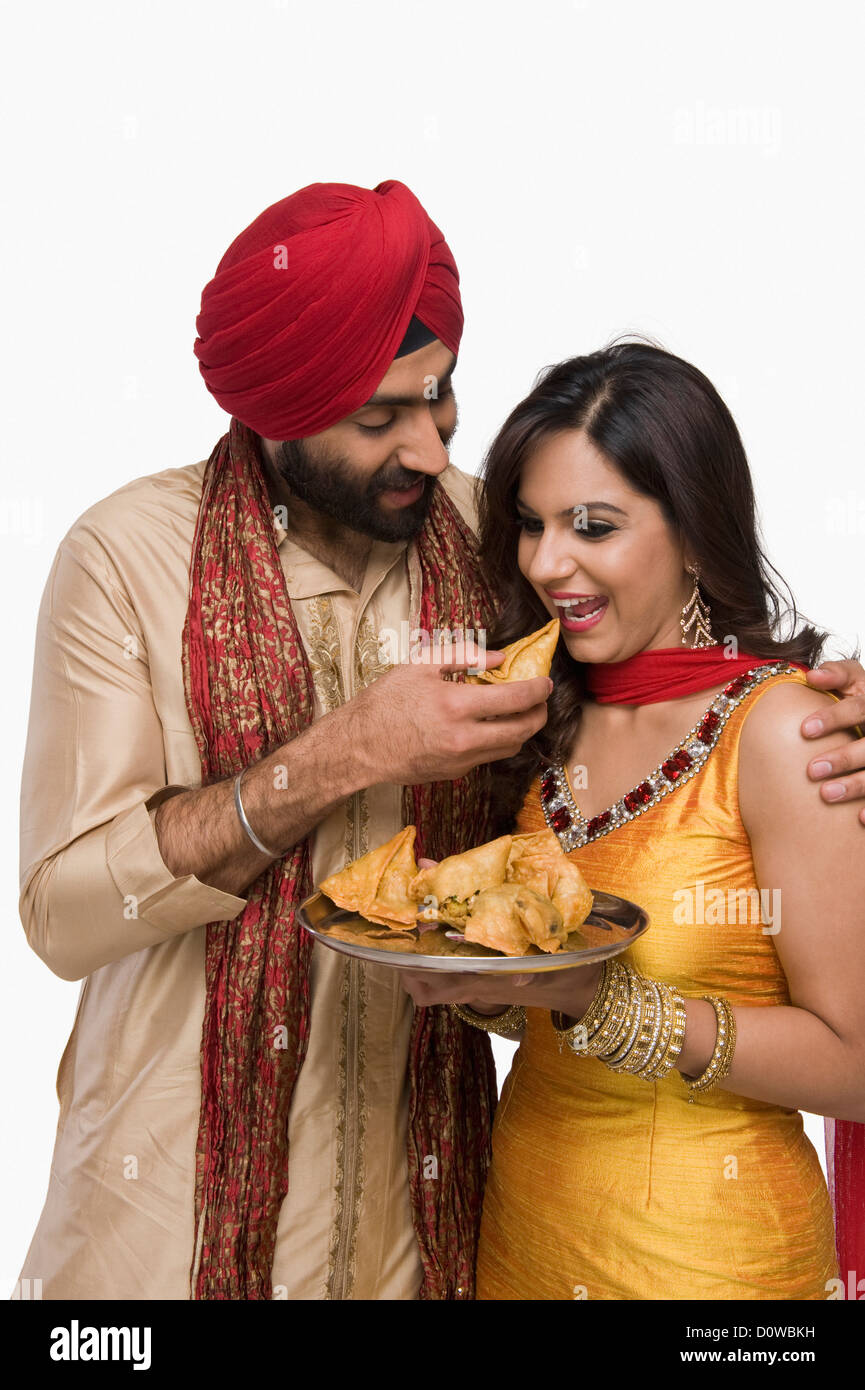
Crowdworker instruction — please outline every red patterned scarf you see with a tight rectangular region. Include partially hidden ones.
[181,417,500,1300]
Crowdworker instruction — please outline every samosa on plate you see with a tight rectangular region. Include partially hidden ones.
[408,835,513,926]
[505,829,562,874]
[319,825,419,930]
[464,883,566,955]
[505,829,594,933]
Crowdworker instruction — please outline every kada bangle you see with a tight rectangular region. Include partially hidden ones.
[234,766,283,858]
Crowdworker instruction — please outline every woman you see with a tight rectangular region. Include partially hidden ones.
[403,342,865,1300]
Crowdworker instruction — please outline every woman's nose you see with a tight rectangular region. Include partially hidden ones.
[526,531,584,590]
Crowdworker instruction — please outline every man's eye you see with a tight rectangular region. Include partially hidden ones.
[356,388,453,435]
[356,417,394,435]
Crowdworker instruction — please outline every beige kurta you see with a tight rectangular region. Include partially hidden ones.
[13,454,481,1300]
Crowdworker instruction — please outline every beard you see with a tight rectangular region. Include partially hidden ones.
[268,436,446,542]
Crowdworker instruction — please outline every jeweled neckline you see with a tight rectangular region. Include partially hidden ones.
[539,662,799,851]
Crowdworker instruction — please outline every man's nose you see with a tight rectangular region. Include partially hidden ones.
[395,410,451,475]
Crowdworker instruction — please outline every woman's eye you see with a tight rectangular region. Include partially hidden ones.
[580,522,616,539]
[514,517,617,539]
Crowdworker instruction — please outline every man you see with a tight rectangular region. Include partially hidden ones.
[14,179,865,1301]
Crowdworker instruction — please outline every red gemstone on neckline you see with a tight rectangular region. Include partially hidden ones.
[624,780,654,813]
[724,676,748,697]
[696,709,721,743]
[550,806,572,833]
[540,775,559,804]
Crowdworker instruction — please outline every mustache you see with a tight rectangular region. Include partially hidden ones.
[371,468,431,494]
[371,424,455,495]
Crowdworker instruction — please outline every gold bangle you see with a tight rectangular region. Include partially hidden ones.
[609,973,658,1073]
[552,961,692,1083]
[550,959,615,1053]
[642,989,687,1081]
[450,1002,527,1035]
[584,961,631,1056]
[684,995,737,1101]
[604,967,644,1068]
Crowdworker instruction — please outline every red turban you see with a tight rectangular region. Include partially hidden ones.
[193,179,463,440]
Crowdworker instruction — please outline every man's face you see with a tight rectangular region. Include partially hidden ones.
[259,339,459,542]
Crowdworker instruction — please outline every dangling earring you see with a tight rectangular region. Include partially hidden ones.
[680,564,715,648]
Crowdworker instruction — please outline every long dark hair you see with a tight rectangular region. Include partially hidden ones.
[477,339,837,835]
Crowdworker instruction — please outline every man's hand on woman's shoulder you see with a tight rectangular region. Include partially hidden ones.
[803,658,865,825]
[738,678,861,834]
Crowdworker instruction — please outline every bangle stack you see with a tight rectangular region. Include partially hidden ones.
[450,1002,527,1036]
[550,960,737,1098]
[550,958,688,1083]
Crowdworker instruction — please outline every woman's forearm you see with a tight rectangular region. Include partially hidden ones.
[677,998,865,1122]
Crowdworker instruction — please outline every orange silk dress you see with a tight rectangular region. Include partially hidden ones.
[477,667,840,1301]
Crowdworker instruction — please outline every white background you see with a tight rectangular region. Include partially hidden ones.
[2,0,863,1291]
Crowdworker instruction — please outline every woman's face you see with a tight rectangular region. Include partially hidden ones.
[516,429,694,664]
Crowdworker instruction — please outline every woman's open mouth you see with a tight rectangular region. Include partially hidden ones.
[550,594,609,632]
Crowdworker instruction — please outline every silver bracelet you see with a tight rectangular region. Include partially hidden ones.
[233,766,282,858]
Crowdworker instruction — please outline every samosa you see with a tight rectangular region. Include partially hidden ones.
[319,826,420,930]
[465,618,560,685]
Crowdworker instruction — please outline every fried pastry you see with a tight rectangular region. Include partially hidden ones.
[463,883,566,955]
[465,618,560,685]
[319,825,419,930]
[408,834,513,926]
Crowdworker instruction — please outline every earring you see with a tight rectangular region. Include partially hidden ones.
[680,564,715,648]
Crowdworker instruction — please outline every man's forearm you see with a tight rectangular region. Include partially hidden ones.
[154,706,372,897]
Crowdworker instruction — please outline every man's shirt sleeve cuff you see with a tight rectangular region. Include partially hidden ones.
[106,785,249,930]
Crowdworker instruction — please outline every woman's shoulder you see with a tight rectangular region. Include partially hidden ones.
[737,670,855,833]
[738,670,850,758]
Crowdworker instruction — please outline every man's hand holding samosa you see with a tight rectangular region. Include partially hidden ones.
[347,638,553,785]
[155,639,551,898]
